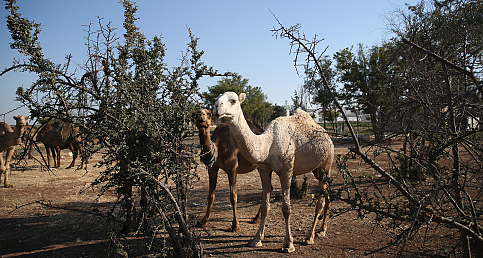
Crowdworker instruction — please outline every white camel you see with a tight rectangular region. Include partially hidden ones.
[213,92,334,253]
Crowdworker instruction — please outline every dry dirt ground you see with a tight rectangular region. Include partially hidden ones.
[0,138,456,257]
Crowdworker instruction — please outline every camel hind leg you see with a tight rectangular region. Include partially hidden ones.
[318,152,333,237]
[318,193,331,237]
[305,159,332,245]
[76,143,84,169]
[66,143,77,169]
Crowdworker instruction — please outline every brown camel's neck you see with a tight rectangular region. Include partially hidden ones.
[228,110,271,164]
[197,126,214,160]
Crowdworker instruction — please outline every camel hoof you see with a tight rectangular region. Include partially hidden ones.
[249,217,261,224]
[231,225,241,232]
[248,239,263,248]
[305,238,315,245]
[317,231,327,238]
[4,184,13,188]
[281,244,295,253]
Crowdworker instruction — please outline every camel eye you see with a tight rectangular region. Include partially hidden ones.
[230,99,236,104]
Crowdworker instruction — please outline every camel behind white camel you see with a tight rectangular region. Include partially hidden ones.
[213,92,334,253]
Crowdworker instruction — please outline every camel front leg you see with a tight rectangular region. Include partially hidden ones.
[2,149,14,188]
[279,170,295,253]
[45,144,53,168]
[249,168,272,248]
[250,183,273,224]
[54,147,61,168]
[201,167,219,227]
[227,169,241,232]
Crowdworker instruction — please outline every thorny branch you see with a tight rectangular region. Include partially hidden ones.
[271,13,483,255]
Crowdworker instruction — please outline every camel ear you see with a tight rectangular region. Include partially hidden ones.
[239,93,246,103]
[13,116,18,120]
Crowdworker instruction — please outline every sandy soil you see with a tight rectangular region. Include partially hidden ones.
[0,138,455,257]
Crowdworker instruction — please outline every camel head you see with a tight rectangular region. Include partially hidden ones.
[213,92,245,120]
[192,109,213,129]
[13,115,28,126]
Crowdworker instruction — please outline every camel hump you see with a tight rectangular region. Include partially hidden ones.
[48,120,72,135]
[0,122,14,134]
[38,123,52,137]
[52,120,67,129]
[293,108,310,118]
[293,108,322,126]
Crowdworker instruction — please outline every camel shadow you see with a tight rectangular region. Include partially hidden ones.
[201,234,290,256]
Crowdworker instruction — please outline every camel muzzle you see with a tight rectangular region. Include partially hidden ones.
[213,107,227,118]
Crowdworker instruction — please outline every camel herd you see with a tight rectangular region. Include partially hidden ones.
[1,91,334,253]
[0,116,83,188]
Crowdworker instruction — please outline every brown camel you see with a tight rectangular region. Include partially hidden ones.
[193,108,271,232]
[36,120,83,169]
[0,115,28,187]
[214,92,334,253]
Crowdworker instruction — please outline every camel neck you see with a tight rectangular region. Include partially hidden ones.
[198,126,214,160]
[228,111,270,164]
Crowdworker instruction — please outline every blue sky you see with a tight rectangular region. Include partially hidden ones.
[0,0,415,124]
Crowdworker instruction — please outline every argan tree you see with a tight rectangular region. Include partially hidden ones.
[3,0,223,256]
